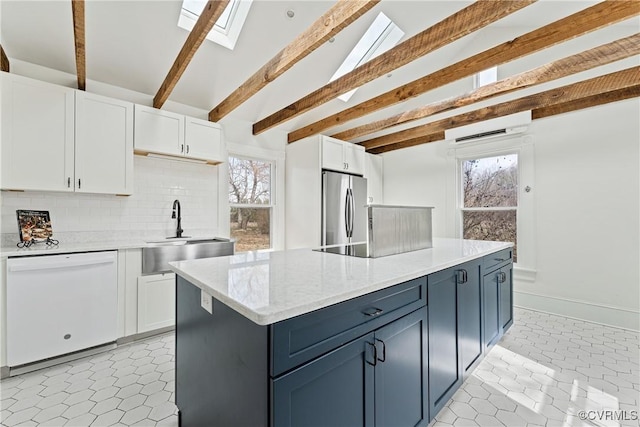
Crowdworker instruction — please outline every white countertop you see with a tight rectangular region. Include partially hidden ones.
[169,238,512,326]
[0,236,224,257]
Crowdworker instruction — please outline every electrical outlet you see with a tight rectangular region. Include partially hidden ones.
[201,290,213,314]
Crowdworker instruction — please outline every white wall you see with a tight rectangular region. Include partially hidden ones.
[383,99,640,330]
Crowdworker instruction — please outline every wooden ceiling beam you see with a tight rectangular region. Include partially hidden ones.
[334,33,640,141]
[154,0,229,109]
[289,0,640,143]
[361,66,640,150]
[370,85,640,154]
[253,0,537,135]
[532,85,640,120]
[0,45,9,72]
[208,0,380,122]
[71,0,86,90]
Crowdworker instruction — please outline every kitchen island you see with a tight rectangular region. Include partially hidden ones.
[169,238,514,427]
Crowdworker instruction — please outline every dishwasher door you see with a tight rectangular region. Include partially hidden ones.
[7,251,118,366]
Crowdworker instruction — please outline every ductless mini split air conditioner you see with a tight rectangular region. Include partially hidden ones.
[445,111,531,144]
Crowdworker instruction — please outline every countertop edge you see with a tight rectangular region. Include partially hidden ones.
[169,240,513,326]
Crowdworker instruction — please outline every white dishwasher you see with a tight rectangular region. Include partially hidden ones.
[7,251,118,367]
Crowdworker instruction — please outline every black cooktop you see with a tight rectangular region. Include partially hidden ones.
[314,243,369,258]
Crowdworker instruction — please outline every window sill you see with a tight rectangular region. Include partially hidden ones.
[514,265,537,283]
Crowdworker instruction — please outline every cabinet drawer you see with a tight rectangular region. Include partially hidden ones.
[483,248,512,271]
[271,277,426,377]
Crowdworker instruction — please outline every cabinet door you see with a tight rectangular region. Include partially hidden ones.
[75,92,134,194]
[322,136,346,172]
[1,73,75,191]
[500,264,513,331]
[344,143,365,176]
[137,273,176,334]
[457,261,482,377]
[134,104,184,156]
[364,153,383,204]
[273,333,375,427]
[184,117,223,162]
[483,270,500,349]
[374,308,428,427]
[428,267,461,416]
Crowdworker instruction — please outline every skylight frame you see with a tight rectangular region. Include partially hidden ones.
[178,0,253,50]
[329,12,405,102]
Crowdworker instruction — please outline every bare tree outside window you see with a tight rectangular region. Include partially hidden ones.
[228,156,272,252]
[462,154,518,261]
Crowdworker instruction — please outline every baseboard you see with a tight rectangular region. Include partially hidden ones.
[116,326,174,345]
[1,327,175,379]
[7,343,117,377]
[514,291,640,332]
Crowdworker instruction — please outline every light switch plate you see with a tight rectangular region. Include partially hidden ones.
[201,290,213,314]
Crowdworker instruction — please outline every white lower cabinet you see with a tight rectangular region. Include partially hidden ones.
[137,273,176,334]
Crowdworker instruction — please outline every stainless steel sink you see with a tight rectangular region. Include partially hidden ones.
[142,237,235,275]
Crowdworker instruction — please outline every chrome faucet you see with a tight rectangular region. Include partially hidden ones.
[171,199,183,238]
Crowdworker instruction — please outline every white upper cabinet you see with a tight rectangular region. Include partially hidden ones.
[343,142,365,176]
[1,72,75,192]
[1,73,134,195]
[134,105,223,164]
[184,116,223,162]
[320,135,365,175]
[364,153,384,204]
[75,92,134,195]
[134,105,185,157]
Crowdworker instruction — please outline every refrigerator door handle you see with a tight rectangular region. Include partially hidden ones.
[344,189,350,239]
[348,188,355,238]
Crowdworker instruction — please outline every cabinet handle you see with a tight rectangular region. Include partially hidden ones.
[494,257,505,262]
[497,271,506,283]
[67,177,71,188]
[346,162,349,170]
[375,338,386,362]
[456,269,468,284]
[78,178,81,189]
[366,341,377,366]
[362,307,383,317]
[186,145,190,154]
[181,144,184,153]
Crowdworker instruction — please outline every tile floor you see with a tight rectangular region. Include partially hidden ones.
[1,308,638,427]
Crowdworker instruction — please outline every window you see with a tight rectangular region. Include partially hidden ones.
[448,135,536,281]
[330,12,404,102]
[461,154,518,261]
[228,156,273,252]
[178,0,253,50]
[474,66,498,89]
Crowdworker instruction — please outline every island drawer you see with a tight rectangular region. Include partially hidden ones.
[271,276,427,377]
[483,248,512,271]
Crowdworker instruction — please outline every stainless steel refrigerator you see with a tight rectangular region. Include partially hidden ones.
[322,170,368,246]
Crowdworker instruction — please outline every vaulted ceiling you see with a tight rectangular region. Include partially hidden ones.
[1,0,638,153]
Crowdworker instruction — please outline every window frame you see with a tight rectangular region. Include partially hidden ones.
[224,143,285,252]
[178,0,253,50]
[447,135,536,282]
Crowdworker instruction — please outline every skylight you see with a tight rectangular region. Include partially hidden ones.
[474,67,498,89]
[178,0,253,50]
[330,12,404,102]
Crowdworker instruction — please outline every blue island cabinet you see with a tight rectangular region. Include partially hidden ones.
[174,249,513,427]
[427,259,482,416]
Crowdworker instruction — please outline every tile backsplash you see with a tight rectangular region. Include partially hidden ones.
[1,156,220,246]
